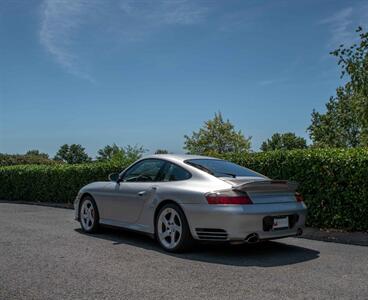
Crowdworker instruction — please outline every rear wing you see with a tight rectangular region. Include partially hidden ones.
[232,180,298,193]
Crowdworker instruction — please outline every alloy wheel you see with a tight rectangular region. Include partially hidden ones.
[80,199,95,231]
[157,207,183,250]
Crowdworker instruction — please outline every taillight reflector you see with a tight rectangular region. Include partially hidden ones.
[206,193,253,205]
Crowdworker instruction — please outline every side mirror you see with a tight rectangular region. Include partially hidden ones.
[108,172,120,182]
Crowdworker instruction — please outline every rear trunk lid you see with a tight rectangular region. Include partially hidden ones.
[226,178,298,204]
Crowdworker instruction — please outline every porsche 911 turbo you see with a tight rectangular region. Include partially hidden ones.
[74,154,307,252]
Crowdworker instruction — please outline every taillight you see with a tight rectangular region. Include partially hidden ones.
[295,192,304,202]
[205,191,253,205]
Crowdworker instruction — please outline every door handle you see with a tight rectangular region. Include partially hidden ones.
[138,191,147,196]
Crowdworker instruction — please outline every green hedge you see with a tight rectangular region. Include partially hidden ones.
[0,162,125,204]
[0,153,59,167]
[0,148,367,230]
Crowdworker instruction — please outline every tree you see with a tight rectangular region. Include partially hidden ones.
[96,143,121,161]
[155,149,169,154]
[308,27,368,147]
[309,87,361,148]
[54,144,91,164]
[260,132,307,151]
[96,144,146,162]
[183,112,251,155]
[25,150,49,159]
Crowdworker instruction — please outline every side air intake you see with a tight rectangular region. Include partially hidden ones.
[195,228,228,241]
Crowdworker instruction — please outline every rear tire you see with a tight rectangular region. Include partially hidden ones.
[155,203,194,253]
[79,196,100,233]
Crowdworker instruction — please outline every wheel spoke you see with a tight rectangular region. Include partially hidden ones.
[170,231,176,245]
[162,230,170,238]
[173,225,181,233]
[88,209,93,221]
[169,211,176,223]
[162,217,169,227]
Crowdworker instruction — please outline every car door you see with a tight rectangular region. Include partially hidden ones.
[101,159,166,224]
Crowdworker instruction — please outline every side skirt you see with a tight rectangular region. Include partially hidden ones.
[99,218,154,237]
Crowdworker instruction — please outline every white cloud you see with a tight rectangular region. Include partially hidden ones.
[40,0,96,81]
[39,0,209,80]
[321,4,368,48]
[119,0,208,25]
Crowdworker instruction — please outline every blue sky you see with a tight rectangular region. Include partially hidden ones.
[1,0,368,157]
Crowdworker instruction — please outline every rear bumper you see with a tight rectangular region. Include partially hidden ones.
[181,202,307,242]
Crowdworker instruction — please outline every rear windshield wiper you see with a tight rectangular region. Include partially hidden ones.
[186,162,214,175]
[186,162,237,178]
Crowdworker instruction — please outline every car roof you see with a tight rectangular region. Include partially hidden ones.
[142,154,218,163]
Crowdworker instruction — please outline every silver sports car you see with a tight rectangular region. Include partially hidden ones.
[74,154,307,252]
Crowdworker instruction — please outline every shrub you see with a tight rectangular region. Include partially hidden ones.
[0,148,367,230]
[0,162,127,204]
[0,153,58,167]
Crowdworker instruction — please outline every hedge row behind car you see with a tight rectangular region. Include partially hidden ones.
[0,153,58,167]
[0,162,125,204]
[0,148,367,230]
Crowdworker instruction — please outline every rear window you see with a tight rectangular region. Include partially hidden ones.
[185,159,262,178]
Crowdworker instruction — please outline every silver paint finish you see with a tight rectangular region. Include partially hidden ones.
[74,154,307,242]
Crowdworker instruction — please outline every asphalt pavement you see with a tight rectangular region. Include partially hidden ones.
[0,203,367,300]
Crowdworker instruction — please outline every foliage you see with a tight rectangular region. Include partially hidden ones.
[25,150,49,159]
[309,87,361,148]
[54,144,91,164]
[96,144,122,161]
[0,152,57,167]
[155,149,169,154]
[309,27,368,147]
[1,148,367,230]
[97,144,146,162]
[0,162,125,203]
[184,112,251,155]
[260,132,307,151]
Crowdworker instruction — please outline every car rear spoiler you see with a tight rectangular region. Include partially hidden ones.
[232,180,298,193]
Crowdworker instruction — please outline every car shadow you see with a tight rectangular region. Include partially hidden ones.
[74,227,320,267]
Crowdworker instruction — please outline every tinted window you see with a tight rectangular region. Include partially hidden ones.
[161,163,191,181]
[122,159,166,182]
[185,159,262,178]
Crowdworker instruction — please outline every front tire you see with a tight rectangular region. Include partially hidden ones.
[155,203,193,253]
[79,196,100,233]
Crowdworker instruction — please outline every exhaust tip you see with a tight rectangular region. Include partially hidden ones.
[245,233,259,243]
[296,228,303,236]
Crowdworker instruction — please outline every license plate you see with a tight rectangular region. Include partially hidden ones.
[273,216,289,229]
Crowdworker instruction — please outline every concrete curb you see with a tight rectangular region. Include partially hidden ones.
[298,227,368,247]
[0,200,73,209]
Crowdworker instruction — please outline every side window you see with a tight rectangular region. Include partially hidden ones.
[162,163,191,182]
[122,159,166,182]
